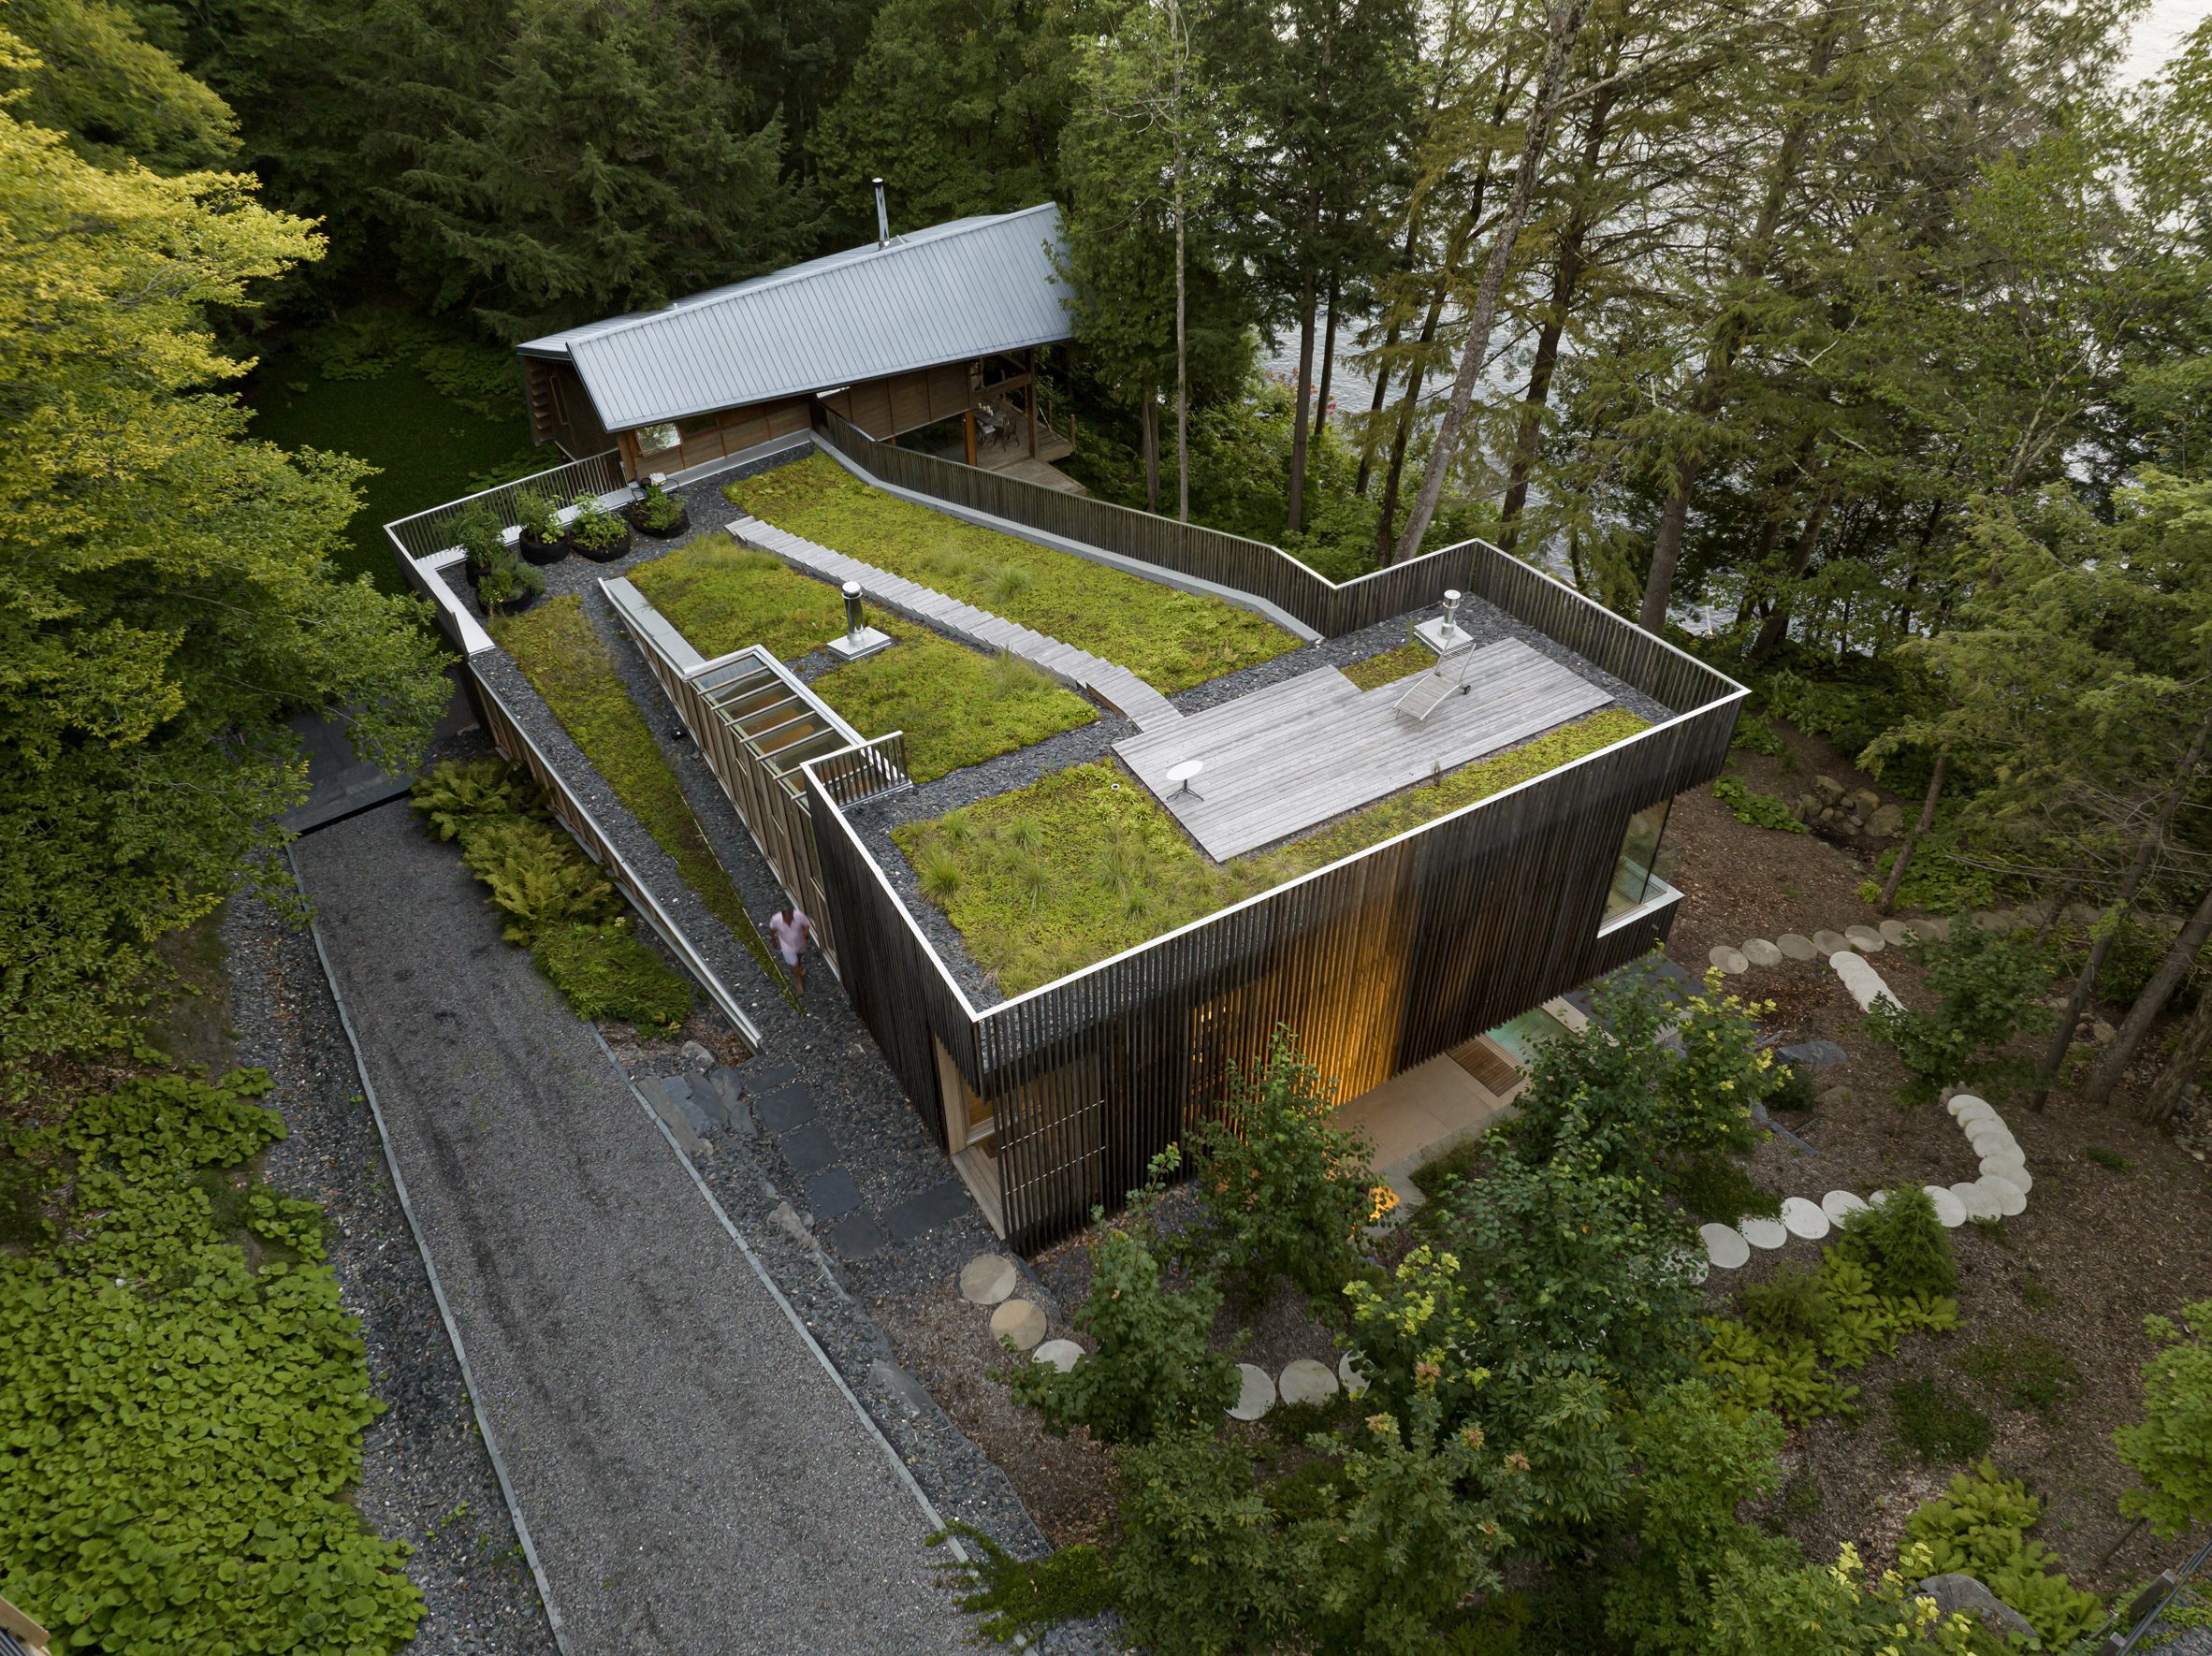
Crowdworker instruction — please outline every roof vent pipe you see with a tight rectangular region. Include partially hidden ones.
[873,178,890,248]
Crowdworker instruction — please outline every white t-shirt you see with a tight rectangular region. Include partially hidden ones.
[768,910,812,958]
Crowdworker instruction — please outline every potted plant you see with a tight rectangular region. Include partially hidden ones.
[455,504,506,589]
[565,491,633,562]
[623,480,691,540]
[477,549,545,616]
[515,489,568,565]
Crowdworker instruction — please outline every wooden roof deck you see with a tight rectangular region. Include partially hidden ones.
[1113,638,1610,861]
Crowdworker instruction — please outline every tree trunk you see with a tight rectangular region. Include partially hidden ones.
[2031,711,2212,1109]
[1374,210,1477,560]
[1141,389,1159,513]
[2086,881,2212,1105]
[1749,486,1835,659]
[1879,748,1947,913]
[1286,190,1323,538]
[1393,0,1599,563]
[1314,273,1340,453]
[1174,136,1190,524]
[2142,985,2212,1126]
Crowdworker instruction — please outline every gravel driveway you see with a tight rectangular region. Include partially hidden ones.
[291,801,974,1655]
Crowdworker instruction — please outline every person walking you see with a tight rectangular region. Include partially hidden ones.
[767,903,815,995]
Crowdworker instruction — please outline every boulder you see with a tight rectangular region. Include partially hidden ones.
[1818,1085,1854,1109]
[1916,1574,2038,1643]
[2092,1019,2117,1045]
[1850,788,1881,814]
[1812,775,1846,804]
[1868,802,1905,835]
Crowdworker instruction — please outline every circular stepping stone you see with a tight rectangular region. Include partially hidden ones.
[1666,1247,1711,1286]
[1880,918,1914,947]
[1979,1157,2030,1193]
[960,1255,1019,1305]
[1951,1181,2001,1222]
[1954,1109,1997,1136]
[1740,1215,1789,1251]
[1229,1362,1276,1421]
[1743,937,1784,967]
[1846,923,1885,952]
[1924,1184,1968,1227]
[1700,1222,1751,1270]
[1710,945,1750,975]
[1946,1092,1989,1119]
[1812,928,1851,953]
[1917,915,1952,940]
[1970,1126,2019,1159]
[1338,1352,1369,1396]
[1780,1196,1830,1240]
[1778,933,1819,960]
[1821,1189,1869,1224]
[1032,1338,1084,1373]
[1280,1358,1340,1406]
[1976,1175,2027,1216]
[990,1299,1047,1351]
[1866,1186,1890,1206]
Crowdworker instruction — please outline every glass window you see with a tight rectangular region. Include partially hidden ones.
[1605,797,1676,922]
[634,421,679,456]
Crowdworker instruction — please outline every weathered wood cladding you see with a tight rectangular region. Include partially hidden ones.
[817,362,976,442]
[621,396,811,479]
[524,357,614,460]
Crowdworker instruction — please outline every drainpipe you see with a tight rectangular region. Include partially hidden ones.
[873,179,890,248]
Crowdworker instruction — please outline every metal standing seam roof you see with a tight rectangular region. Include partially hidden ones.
[517,202,1074,433]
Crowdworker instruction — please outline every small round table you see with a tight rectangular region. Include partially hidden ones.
[1165,759,1205,799]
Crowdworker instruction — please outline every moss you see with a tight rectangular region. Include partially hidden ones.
[895,707,1648,993]
[1889,1378,1994,1464]
[629,541,846,662]
[726,454,1298,690]
[1340,640,1433,690]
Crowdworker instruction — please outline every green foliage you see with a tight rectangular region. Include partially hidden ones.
[2085,1145,2133,1172]
[1871,839,2001,919]
[565,492,625,554]
[1186,1030,1377,1300]
[1673,1155,1783,1223]
[409,757,542,840]
[0,1072,421,1652]
[1837,1184,1959,1300]
[815,638,1098,784]
[514,489,563,546]
[1768,1063,1820,1111]
[1730,713,1787,756]
[1742,1265,1839,1344]
[456,503,505,572]
[474,547,544,611]
[1889,1380,1994,1464]
[1713,776,1809,833]
[1342,640,1433,690]
[633,539,848,660]
[0,0,237,173]
[531,922,694,1029]
[1112,1430,1292,1656]
[2116,1299,2212,1537]
[630,482,687,534]
[1903,1462,2103,1645]
[1865,922,2052,1105]
[727,454,1296,691]
[930,1525,1113,1648]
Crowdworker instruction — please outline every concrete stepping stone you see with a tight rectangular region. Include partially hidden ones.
[1710,945,1750,975]
[990,1299,1048,1351]
[1279,1358,1340,1406]
[1951,1182,2001,1222]
[1953,1105,1996,1132]
[1976,1175,2027,1216]
[1666,1246,1711,1286]
[1777,933,1819,960]
[1338,1352,1369,1396]
[1917,915,1951,939]
[1780,1196,1830,1240]
[1831,951,1900,1013]
[1740,1215,1789,1250]
[1924,1184,1968,1227]
[1845,923,1885,952]
[1880,918,1914,947]
[1700,1222,1751,1270]
[1821,1189,1869,1224]
[959,1254,1019,1305]
[1229,1362,1276,1420]
[1979,1157,2030,1193]
[1743,937,1784,967]
[1969,1126,2018,1158]
[1812,928,1851,953]
[1032,1339,1084,1373]
[1947,1094,1991,1121]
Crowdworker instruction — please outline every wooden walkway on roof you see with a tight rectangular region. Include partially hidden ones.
[1113,638,1609,861]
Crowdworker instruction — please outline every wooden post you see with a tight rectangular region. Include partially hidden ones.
[1026,348,1040,458]
[964,406,978,467]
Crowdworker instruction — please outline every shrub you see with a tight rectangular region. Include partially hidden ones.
[1113,1430,1293,1656]
[514,488,562,544]
[2116,1299,2212,1536]
[1730,713,1786,756]
[566,492,625,554]
[474,549,543,610]
[1889,1379,1993,1463]
[929,1525,1113,1647]
[1767,1063,1819,1111]
[630,481,687,534]
[453,502,504,572]
[1902,1462,2103,1646]
[1742,1265,1837,1343]
[531,922,691,1029]
[1673,1155,1783,1223]
[1186,1029,1378,1301]
[410,756,541,838]
[1866,920,2052,1106]
[1712,776,1807,833]
[1836,1184,1957,1299]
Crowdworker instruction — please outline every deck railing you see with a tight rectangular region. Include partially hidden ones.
[385,449,627,560]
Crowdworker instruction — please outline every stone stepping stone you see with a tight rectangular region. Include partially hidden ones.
[1953,1108,1996,1135]
[1924,1184,1968,1227]
[1831,951,1900,1013]
[1777,933,1819,960]
[1979,1157,2030,1193]
[1229,1362,1276,1420]
[990,1299,1047,1352]
[1338,1352,1369,1396]
[1743,937,1784,967]
[959,1255,1019,1305]
[1740,1215,1790,1250]
[1279,1358,1340,1406]
[1032,1339,1084,1373]
[1976,1175,2027,1216]
[1969,1126,2019,1159]
[1917,915,1952,940]
[1947,1095,1992,1121]
[1710,945,1750,975]
[1951,1181,2001,1222]
[1780,1196,1830,1240]
[1845,923,1885,952]
[1700,1222,1752,1270]
[1812,928,1851,953]
[1821,1189,1869,1224]
[1880,918,1915,947]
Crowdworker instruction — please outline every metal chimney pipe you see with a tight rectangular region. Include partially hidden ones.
[873,179,889,248]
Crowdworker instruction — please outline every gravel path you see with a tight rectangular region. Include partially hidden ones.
[290,802,977,1656]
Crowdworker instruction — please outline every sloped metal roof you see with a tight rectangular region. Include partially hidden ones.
[518,203,1072,433]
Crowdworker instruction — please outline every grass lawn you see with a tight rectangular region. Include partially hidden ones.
[630,542,1096,781]
[488,596,795,999]
[894,705,1649,994]
[726,453,1299,691]
[1341,640,1433,690]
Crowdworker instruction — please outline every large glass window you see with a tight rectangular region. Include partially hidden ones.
[1604,797,1679,924]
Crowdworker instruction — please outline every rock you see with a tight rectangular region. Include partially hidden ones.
[1818,1085,1854,1109]
[1869,803,1905,835]
[1819,806,1839,823]
[870,1358,935,1416]
[1795,794,1817,821]
[680,1038,717,1072]
[1780,1038,1848,1065]
[1812,775,1846,804]
[1850,788,1881,814]
[2092,1019,2117,1045]
[1917,1574,2038,1643]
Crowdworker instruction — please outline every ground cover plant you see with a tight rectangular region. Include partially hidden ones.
[1866,919,2052,1106]
[0,1071,423,1652]
[1339,639,1433,690]
[1901,1462,2103,1645]
[895,708,1645,992]
[489,597,794,996]
[726,453,1299,690]
[630,540,848,661]
[1713,774,1808,833]
[411,757,692,1027]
